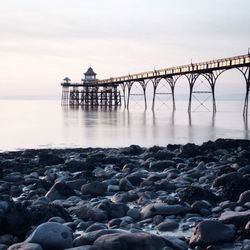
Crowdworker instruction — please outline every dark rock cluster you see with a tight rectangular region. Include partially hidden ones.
[1,139,250,249]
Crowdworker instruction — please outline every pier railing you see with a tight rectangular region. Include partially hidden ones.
[61,53,250,115]
[98,54,250,84]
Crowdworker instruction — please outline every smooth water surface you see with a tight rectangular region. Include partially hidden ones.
[0,100,249,151]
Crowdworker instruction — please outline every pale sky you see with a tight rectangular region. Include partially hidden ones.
[0,0,250,98]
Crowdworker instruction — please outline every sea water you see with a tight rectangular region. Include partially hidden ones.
[0,99,249,151]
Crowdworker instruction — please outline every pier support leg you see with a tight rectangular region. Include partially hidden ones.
[121,83,126,109]
[61,87,69,106]
[211,85,216,113]
[243,67,250,117]
[127,82,132,110]
[202,70,225,113]
[139,80,148,110]
[236,67,250,117]
[165,76,179,112]
[186,74,199,112]
[151,78,160,110]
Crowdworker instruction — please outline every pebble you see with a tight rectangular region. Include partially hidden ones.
[1,139,250,249]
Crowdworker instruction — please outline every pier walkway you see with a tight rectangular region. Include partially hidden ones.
[61,54,250,115]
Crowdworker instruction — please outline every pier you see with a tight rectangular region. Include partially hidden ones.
[61,54,250,115]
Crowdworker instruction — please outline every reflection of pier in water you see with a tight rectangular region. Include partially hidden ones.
[61,106,250,146]
[61,54,250,116]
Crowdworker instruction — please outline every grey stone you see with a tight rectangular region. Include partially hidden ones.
[81,181,107,196]
[149,160,175,171]
[157,219,179,232]
[127,208,141,220]
[161,235,188,250]
[189,220,235,247]
[73,229,123,246]
[45,181,75,201]
[238,190,250,204]
[140,203,190,219]
[26,222,73,249]
[93,232,166,250]
[219,210,250,228]
[7,243,42,250]
[69,204,107,222]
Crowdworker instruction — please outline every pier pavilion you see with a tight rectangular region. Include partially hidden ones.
[61,67,121,107]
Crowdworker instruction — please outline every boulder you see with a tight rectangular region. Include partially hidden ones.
[149,160,175,171]
[161,235,188,250]
[69,205,107,222]
[81,181,107,196]
[7,243,42,250]
[73,229,123,246]
[65,246,99,250]
[219,210,250,228]
[213,172,250,201]
[119,178,134,191]
[26,222,73,249]
[96,201,129,219]
[238,190,250,204]
[140,203,190,219]
[178,186,219,204]
[93,232,166,250]
[157,219,179,232]
[45,181,76,201]
[189,220,235,247]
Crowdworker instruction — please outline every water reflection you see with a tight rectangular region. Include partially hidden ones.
[1,100,250,151]
[59,102,250,147]
[244,116,249,140]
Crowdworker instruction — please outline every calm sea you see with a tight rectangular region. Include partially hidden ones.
[0,99,249,151]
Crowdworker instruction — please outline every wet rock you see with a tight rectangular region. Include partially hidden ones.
[119,177,134,191]
[178,186,219,204]
[69,204,107,222]
[73,229,123,246]
[189,220,235,248]
[149,160,175,171]
[111,191,137,203]
[29,202,71,226]
[0,235,18,246]
[161,235,188,250]
[179,143,200,157]
[191,200,212,216]
[245,221,250,237]
[93,232,166,250]
[0,201,31,238]
[140,203,190,219]
[213,172,250,201]
[96,201,129,219]
[7,243,42,250]
[45,181,76,201]
[157,219,179,232]
[0,244,7,250]
[123,145,143,155]
[65,246,99,250]
[65,159,86,172]
[26,222,73,249]
[238,190,250,204]
[242,240,250,250]
[238,165,250,175]
[85,223,108,233]
[127,208,140,220]
[38,151,64,165]
[66,179,86,191]
[81,181,107,197]
[126,172,144,186]
[219,210,250,228]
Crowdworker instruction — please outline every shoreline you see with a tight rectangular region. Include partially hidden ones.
[1,138,250,249]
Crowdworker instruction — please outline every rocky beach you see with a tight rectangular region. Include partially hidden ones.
[1,139,250,249]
